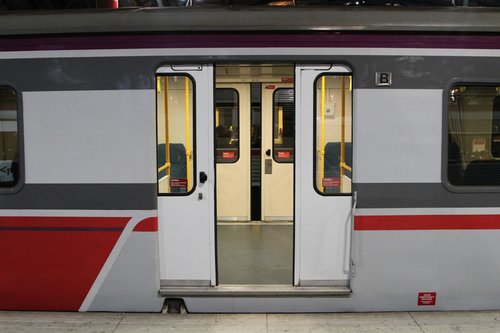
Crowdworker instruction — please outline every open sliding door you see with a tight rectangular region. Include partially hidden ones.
[295,64,353,287]
[156,65,215,287]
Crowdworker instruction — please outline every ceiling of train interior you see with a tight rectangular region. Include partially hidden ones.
[0,0,499,9]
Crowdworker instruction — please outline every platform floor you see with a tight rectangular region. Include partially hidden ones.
[2,311,500,332]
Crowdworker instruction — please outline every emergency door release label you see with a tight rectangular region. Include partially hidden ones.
[417,292,437,306]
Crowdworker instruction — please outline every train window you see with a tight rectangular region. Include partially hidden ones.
[156,75,195,194]
[273,88,294,163]
[0,86,19,188]
[314,75,352,195]
[447,84,500,186]
[215,89,239,163]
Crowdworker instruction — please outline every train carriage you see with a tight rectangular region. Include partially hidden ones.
[0,5,500,312]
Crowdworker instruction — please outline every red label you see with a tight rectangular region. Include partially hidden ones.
[322,177,340,187]
[281,77,294,83]
[170,178,187,188]
[277,151,291,158]
[222,151,235,159]
[417,292,437,306]
[265,85,276,90]
[473,138,486,145]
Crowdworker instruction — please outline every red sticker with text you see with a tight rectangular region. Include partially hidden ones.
[322,177,340,187]
[417,292,437,306]
[277,151,291,158]
[170,178,187,188]
[222,151,235,159]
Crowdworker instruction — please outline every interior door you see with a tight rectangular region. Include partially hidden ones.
[295,64,353,286]
[261,83,294,221]
[215,83,251,221]
[156,65,215,287]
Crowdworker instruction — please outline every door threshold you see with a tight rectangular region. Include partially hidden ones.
[159,284,351,298]
[217,221,293,225]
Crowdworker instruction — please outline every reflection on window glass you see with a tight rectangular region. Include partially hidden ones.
[157,75,194,194]
[448,85,500,186]
[273,88,294,163]
[315,75,352,194]
[215,89,239,163]
[0,86,19,187]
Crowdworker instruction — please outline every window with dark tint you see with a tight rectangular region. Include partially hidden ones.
[215,89,239,163]
[273,88,294,163]
[448,85,500,186]
[314,75,352,195]
[0,86,19,187]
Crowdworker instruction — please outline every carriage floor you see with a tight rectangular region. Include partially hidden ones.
[217,222,293,285]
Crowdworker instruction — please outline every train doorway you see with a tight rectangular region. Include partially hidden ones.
[156,63,353,291]
[215,64,294,285]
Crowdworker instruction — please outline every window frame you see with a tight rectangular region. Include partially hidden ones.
[156,73,197,196]
[0,83,23,194]
[443,79,500,193]
[312,73,353,197]
[214,87,240,164]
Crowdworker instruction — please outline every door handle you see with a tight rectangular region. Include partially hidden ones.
[199,171,208,184]
[265,149,271,157]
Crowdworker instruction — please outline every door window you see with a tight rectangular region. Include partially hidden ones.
[314,74,353,194]
[273,88,294,163]
[157,75,195,194]
[215,88,239,163]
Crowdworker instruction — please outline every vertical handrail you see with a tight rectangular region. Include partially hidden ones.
[349,190,358,277]
[340,76,346,188]
[157,77,171,177]
[164,77,170,181]
[320,76,326,192]
[185,77,191,191]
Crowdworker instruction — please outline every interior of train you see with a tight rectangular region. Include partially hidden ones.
[214,64,295,285]
[0,87,18,187]
[448,85,500,186]
[156,63,352,285]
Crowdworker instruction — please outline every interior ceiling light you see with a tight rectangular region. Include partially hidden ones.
[269,0,296,5]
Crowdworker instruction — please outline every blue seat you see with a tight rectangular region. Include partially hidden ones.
[462,160,500,186]
[323,142,352,193]
[157,143,187,192]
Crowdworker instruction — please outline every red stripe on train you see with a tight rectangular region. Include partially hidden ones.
[133,217,158,232]
[354,214,500,230]
[0,216,130,311]
[0,216,130,228]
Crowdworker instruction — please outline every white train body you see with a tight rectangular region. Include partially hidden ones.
[0,6,500,312]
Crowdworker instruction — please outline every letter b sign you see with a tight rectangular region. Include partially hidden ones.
[375,72,392,87]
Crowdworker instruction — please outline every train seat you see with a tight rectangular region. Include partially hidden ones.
[462,159,500,186]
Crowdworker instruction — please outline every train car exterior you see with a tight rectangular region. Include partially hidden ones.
[0,6,500,312]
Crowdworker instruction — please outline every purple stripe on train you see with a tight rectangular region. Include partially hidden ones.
[1,33,500,52]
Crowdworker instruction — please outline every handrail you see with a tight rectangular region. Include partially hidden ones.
[164,77,171,182]
[185,77,192,191]
[340,76,346,187]
[320,76,326,192]
[158,162,171,173]
[340,162,352,173]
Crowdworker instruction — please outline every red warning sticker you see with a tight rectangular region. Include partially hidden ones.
[277,151,291,158]
[417,292,437,306]
[322,177,340,187]
[222,151,235,159]
[170,178,187,188]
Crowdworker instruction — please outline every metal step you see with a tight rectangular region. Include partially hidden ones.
[159,285,351,298]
